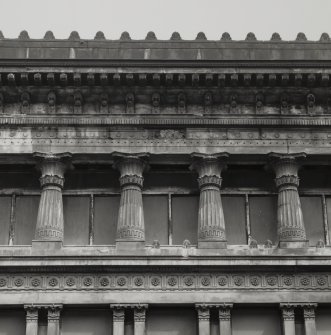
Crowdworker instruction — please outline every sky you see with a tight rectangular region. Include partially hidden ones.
[0,0,330,41]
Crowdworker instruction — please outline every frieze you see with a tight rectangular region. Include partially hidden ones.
[0,273,329,291]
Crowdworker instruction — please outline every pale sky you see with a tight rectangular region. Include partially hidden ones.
[0,0,330,40]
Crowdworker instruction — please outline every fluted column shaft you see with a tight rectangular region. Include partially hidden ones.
[218,304,233,335]
[47,305,62,335]
[114,154,149,247]
[270,153,308,248]
[24,305,39,335]
[111,306,125,335]
[134,305,148,335]
[280,304,296,335]
[303,304,317,335]
[191,153,228,248]
[34,153,71,244]
[196,305,210,335]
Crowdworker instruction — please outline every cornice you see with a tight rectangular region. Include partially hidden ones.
[1,115,331,127]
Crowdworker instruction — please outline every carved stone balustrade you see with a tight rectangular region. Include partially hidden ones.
[113,153,149,248]
[190,153,229,248]
[33,152,71,248]
[269,153,308,248]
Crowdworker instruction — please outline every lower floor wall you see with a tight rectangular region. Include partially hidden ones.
[1,305,331,335]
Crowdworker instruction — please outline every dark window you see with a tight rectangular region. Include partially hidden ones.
[15,196,39,245]
[144,195,168,244]
[223,196,247,244]
[301,196,324,245]
[63,196,89,245]
[249,196,278,244]
[93,196,120,245]
[0,197,11,245]
[172,195,199,245]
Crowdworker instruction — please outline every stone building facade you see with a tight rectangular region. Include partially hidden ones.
[0,30,330,334]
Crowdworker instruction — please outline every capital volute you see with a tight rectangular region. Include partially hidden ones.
[302,303,317,320]
[195,304,211,321]
[133,304,148,322]
[280,303,296,321]
[24,305,39,321]
[110,304,125,321]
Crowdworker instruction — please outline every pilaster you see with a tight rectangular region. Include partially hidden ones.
[269,153,308,248]
[110,304,125,335]
[33,152,71,249]
[24,305,39,335]
[218,304,233,335]
[46,305,62,335]
[113,153,149,249]
[280,304,296,335]
[134,304,148,335]
[195,304,211,335]
[302,304,317,335]
[190,153,229,248]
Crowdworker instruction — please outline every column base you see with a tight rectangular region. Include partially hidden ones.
[279,240,309,248]
[116,241,145,250]
[32,240,63,249]
[198,240,227,249]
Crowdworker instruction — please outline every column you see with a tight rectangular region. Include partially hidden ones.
[190,153,229,248]
[113,153,149,248]
[280,304,296,335]
[218,304,233,335]
[269,153,308,248]
[33,152,71,248]
[195,304,210,335]
[46,305,62,335]
[110,305,125,335]
[303,304,317,335]
[24,305,39,335]
[134,304,148,335]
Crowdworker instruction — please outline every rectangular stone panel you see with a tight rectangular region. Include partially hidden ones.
[60,308,113,335]
[144,195,168,245]
[316,306,331,335]
[94,196,120,245]
[63,196,89,245]
[146,306,197,335]
[249,196,278,244]
[223,196,247,244]
[301,196,324,245]
[0,197,11,245]
[0,309,25,335]
[172,196,199,245]
[232,306,281,335]
[15,196,39,245]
